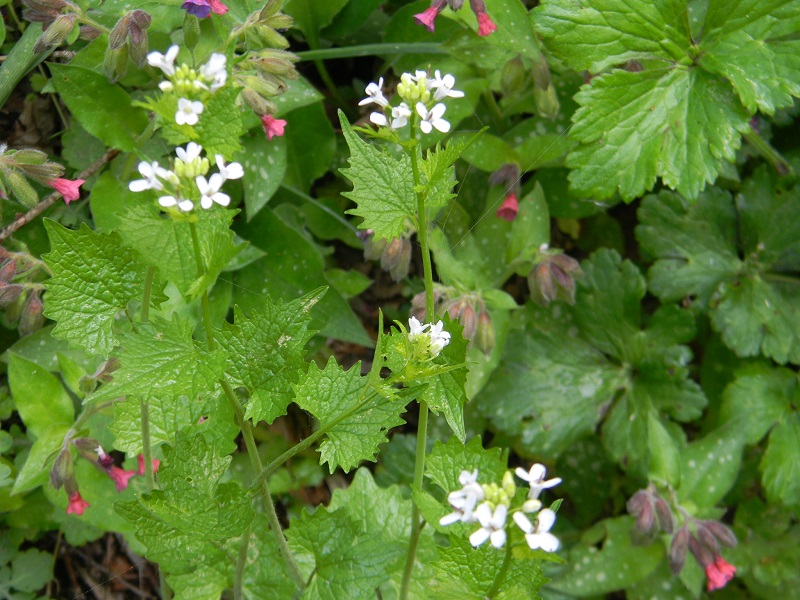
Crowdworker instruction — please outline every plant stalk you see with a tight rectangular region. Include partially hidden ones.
[744,128,794,177]
[486,541,513,598]
[140,399,155,491]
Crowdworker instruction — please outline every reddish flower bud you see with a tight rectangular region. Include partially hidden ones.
[689,533,714,569]
[67,491,90,516]
[496,193,519,222]
[654,496,675,534]
[381,236,411,282]
[669,526,690,575]
[50,447,73,490]
[19,292,44,336]
[413,0,446,32]
[260,114,287,140]
[0,283,24,308]
[699,520,737,548]
[475,310,495,354]
[137,454,161,476]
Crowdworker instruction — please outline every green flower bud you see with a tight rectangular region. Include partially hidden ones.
[50,447,74,490]
[534,84,560,121]
[183,12,201,51]
[501,56,527,96]
[104,43,129,84]
[3,169,39,208]
[10,148,48,165]
[475,310,495,355]
[502,470,516,497]
[33,13,76,53]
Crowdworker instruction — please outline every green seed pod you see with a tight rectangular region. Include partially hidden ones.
[10,148,48,165]
[3,170,40,208]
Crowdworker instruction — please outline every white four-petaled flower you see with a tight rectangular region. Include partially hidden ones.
[199,53,227,91]
[470,503,508,549]
[416,102,450,134]
[147,45,179,77]
[176,98,204,126]
[408,316,451,357]
[513,509,560,552]
[176,142,203,163]
[215,155,244,181]
[429,71,464,101]
[196,173,230,209]
[440,469,485,526]
[129,161,169,192]
[359,77,390,108]
[515,464,562,499]
[159,195,194,212]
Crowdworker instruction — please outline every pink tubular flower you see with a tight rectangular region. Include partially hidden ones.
[137,454,161,476]
[207,0,228,15]
[705,556,736,592]
[108,466,136,492]
[414,0,447,32]
[496,193,519,221]
[476,12,497,36]
[261,114,287,140]
[47,178,85,204]
[67,491,90,516]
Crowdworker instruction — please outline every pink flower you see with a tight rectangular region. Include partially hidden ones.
[47,178,85,205]
[705,556,736,591]
[136,454,161,476]
[207,0,228,14]
[67,491,90,516]
[496,193,519,221]
[414,6,440,31]
[261,114,287,140]
[108,466,136,492]
[476,12,497,36]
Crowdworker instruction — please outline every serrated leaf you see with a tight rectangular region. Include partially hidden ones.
[762,414,800,506]
[240,514,297,599]
[115,433,253,575]
[419,135,477,213]
[699,0,800,114]
[566,68,748,201]
[110,393,238,457]
[426,436,508,496]
[116,202,242,300]
[287,469,410,600]
[89,317,226,403]
[216,290,322,424]
[339,111,416,240]
[293,358,406,472]
[43,221,155,356]
[194,87,245,157]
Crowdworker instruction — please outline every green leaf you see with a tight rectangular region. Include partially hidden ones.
[89,317,226,404]
[240,514,298,599]
[236,130,287,220]
[48,63,147,151]
[426,436,508,496]
[549,517,663,596]
[678,426,744,508]
[482,0,541,62]
[566,68,748,201]
[193,86,245,158]
[9,549,53,593]
[699,0,800,114]
[284,102,336,193]
[116,432,253,576]
[647,412,681,487]
[216,290,322,424]
[110,394,238,458]
[287,469,411,599]
[43,221,155,356]
[284,0,348,40]
[339,111,415,240]
[293,358,406,472]
[762,413,800,506]
[8,353,73,438]
[116,203,241,300]
[12,423,71,495]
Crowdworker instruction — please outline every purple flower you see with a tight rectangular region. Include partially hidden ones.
[182,0,211,18]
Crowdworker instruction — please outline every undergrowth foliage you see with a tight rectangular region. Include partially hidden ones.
[0,0,799,598]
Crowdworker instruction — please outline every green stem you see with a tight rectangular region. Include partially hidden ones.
[485,541,513,598]
[187,220,303,591]
[744,128,794,177]
[75,15,111,35]
[141,266,155,323]
[295,43,446,62]
[400,134,436,600]
[763,272,800,285]
[124,306,139,334]
[140,399,155,490]
[234,522,251,600]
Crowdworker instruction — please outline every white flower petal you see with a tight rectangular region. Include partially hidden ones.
[469,527,491,548]
[536,508,556,533]
[490,528,507,549]
[158,195,177,207]
[513,511,534,534]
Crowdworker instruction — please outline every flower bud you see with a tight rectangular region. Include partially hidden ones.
[240,88,275,116]
[528,252,583,306]
[501,56,527,96]
[79,25,102,40]
[10,148,48,165]
[72,438,114,470]
[475,310,495,354]
[127,23,149,67]
[50,447,73,490]
[33,13,76,53]
[696,521,721,555]
[381,237,411,282]
[654,496,675,534]
[19,293,44,336]
[4,290,25,323]
[502,470,516,497]
[254,23,291,49]
[183,11,201,51]
[363,233,387,262]
[258,0,281,19]
[0,284,24,308]
[534,84,560,121]
[108,14,131,49]
[104,44,129,84]
[669,526,691,575]
[699,520,737,548]
[0,260,17,283]
[23,0,66,10]
[528,261,557,305]
[3,170,39,208]
[14,159,65,181]
[129,9,152,29]
[688,533,714,569]
[627,488,657,542]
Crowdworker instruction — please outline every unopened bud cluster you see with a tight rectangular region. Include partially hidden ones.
[105,9,152,82]
[440,463,562,552]
[0,144,68,208]
[0,247,49,337]
[528,244,583,306]
[128,142,243,213]
[361,229,414,282]
[628,485,738,592]
[412,288,496,354]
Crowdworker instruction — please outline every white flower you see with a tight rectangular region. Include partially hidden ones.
[196,173,230,209]
[429,71,464,101]
[129,161,168,192]
[159,81,174,92]
[416,102,450,134]
[469,503,508,549]
[408,316,429,338]
[176,142,203,163]
[390,102,411,129]
[215,155,244,181]
[159,195,194,212]
[515,464,562,500]
[370,112,388,127]
[409,70,428,82]
[359,78,390,108]
[428,320,451,355]
[440,470,485,526]
[176,98,204,126]
[147,45,179,77]
[513,509,559,552]
[200,53,227,91]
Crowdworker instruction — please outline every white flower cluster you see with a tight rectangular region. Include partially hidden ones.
[147,45,228,127]
[359,70,464,134]
[408,316,451,358]
[440,464,562,552]
[129,142,243,212]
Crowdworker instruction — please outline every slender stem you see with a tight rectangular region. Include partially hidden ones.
[75,15,111,35]
[744,128,794,177]
[188,222,216,349]
[486,542,513,598]
[295,43,446,62]
[763,272,800,285]
[140,399,155,490]
[141,266,155,322]
[234,522,251,600]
